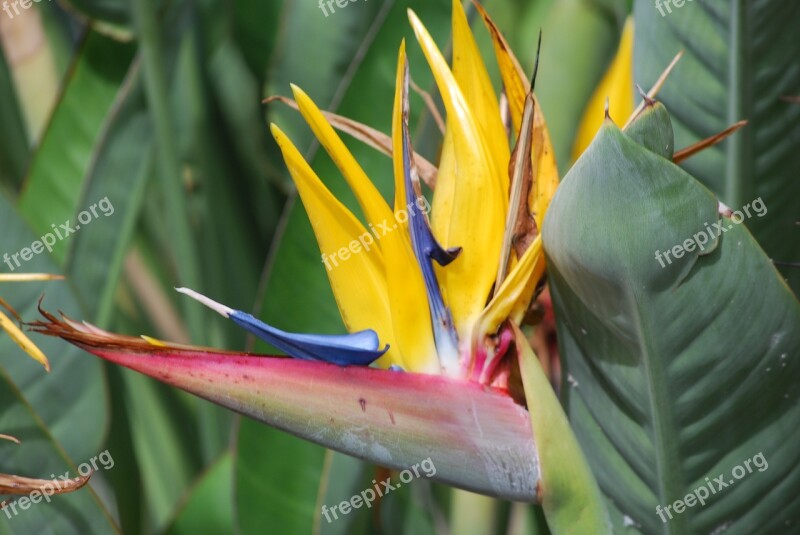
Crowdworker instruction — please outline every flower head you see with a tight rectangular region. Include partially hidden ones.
[30,0,579,503]
[181,0,558,389]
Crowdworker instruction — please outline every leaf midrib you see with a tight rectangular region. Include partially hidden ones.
[630,290,686,535]
[725,0,754,209]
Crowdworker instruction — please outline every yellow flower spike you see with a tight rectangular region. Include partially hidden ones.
[473,0,527,132]
[473,2,559,231]
[0,309,50,372]
[530,103,559,232]
[572,17,634,159]
[494,74,556,327]
[291,85,395,232]
[270,124,401,368]
[479,235,545,334]
[476,235,544,380]
[290,85,439,373]
[450,0,510,194]
[391,40,409,217]
[409,8,506,341]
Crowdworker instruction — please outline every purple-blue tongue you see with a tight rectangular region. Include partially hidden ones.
[176,288,387,366]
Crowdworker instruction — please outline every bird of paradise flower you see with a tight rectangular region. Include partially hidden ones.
[28,1,640,531]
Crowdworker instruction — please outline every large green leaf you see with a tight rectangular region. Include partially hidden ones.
[0,370,119,535]
[542,105,800,534]
[165,452,234,535]
[0,195,107,464]
[17,30,135,264]
[633,0,800,295]
[65,61,152,325]
[0,194,111,533]
[237,425,327,534]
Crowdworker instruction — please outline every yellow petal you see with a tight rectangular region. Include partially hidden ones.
[0,309,50,371]
[270,124,400,368]
[0,273,63,282]
[477,234,544,337]
[572,17,634,159]
[141,335,168,346]
[409,8,506,341]
[530,98,559,231]
[451,0,509,194]
[391,41,409,217]
[473,0,527,133]
[290,83,439,373]
[473,1,558,229]
[264,94,439,190]
[292,85,395,235]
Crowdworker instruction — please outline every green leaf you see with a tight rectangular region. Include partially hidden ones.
[450,490,501,535]
[0,48,30,189]
[633,0,800,295]
[236,425,327,534]
[0,369,119,535]
[17,30,135,264]
[166,452,234,535]
[102,365,144,535]
[231,0,283,79]
[542,109,800,534]
[121,369,206,532]
[0,194,107,466]
[132,0,207,341]
[170,30,278,346]
[65,62,152,326]
[0,194,111,532]
[515,327,609,535]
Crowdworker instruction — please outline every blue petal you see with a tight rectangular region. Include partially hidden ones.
[175,287,387,366]
[229,311,388,366]
[398,60,460,363]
